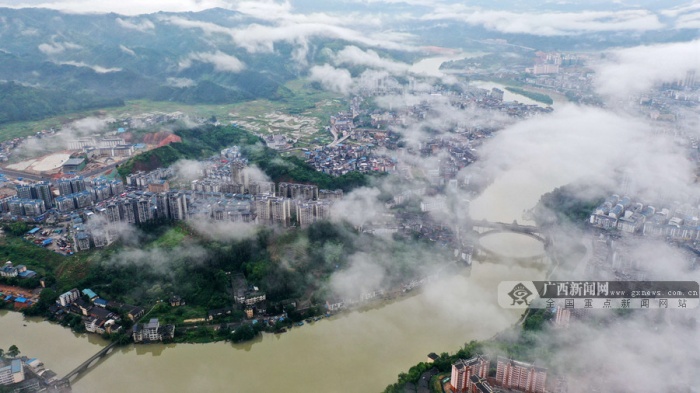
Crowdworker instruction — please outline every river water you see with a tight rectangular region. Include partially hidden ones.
[0,260,540,393]
[0,55,555,393]
[410,55,559,108]
[410,53,483,78]
[0,195,547,393]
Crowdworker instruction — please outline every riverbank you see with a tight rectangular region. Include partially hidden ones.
[504,87,553,105]
[1,257,530,393]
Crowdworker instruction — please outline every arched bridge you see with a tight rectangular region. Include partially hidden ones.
[471,220,548,244]
[61,340,119,383]
[471,220,550,265]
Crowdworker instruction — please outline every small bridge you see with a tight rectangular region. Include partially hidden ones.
[61,341,119,382]
[471,220,548,244]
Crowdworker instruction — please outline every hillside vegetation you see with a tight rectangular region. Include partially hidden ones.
[117,124,380,192]
[505,87,554,105]
[0,81,124,125]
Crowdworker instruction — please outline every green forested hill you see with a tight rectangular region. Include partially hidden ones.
[0,81,124,124]
[117,124,378,192]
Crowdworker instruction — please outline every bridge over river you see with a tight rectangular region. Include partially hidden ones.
[471,220,550,264]
[60,340,119,384]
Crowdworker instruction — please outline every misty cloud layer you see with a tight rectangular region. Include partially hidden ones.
[594,39,700,99]
[14,117,110,157]
[465,104,697,203]
[179,51,246,73]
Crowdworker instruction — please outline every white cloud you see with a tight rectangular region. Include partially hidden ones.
[330,253,387,300]
[170,159,206,182]
[467,104,697,207]
[231,0,383,28]
[179,51,246,73]
[333,45,410,74]
[188,220,258,242]
[20,28,39,36]
[660,2,700,18]
[58,61,122,73]
[308,64,354,95]
[422,6,664,35]
[119,44,136,56]
[331,187,388,227]
[37,40,81,55]
[162,16,236,38]
[593,40,700,99]
[115,17,155,32]
[166,77,196,88]
[231,22,416,53]
[675,11,700,29]
[163,16,416,56]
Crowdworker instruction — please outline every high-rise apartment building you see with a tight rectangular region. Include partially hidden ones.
[450,356,489,392]
[495,357,547,393]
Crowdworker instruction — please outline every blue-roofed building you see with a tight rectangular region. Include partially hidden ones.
[94,298,108,308]
[0,359,25,385]
[82,289,98,300]
[27,227,40,235]
[117,128,126,133]
[15,297,26,303]
[18,270,37,279]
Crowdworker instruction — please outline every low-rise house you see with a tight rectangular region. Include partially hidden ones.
[89,305,117,321]
[126,305,145,321]
[243,292,266,306]
[169,296,184,307]
[93,298,108,308]
[325,298,344,312]
[71,298,91,316]
[82,288,98,301]
[133,318,174,343]
[104,319,122,334]
[84,317,107,334]
[0,262,32,278]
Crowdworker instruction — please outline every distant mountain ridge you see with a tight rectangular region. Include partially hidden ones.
[0,5,698,125]
[0,7,305,124]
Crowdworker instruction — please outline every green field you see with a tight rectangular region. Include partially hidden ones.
[0,79,346,144]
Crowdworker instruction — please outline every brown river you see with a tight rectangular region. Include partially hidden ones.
[0,69,562,391]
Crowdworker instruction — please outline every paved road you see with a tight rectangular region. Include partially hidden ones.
[329,134,351,147]
[0,167,48,181]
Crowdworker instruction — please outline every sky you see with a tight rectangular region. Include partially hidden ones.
[2,0,700,34]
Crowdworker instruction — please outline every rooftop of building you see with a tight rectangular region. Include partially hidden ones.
[63,158,86,166]
[146,318,159,329]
